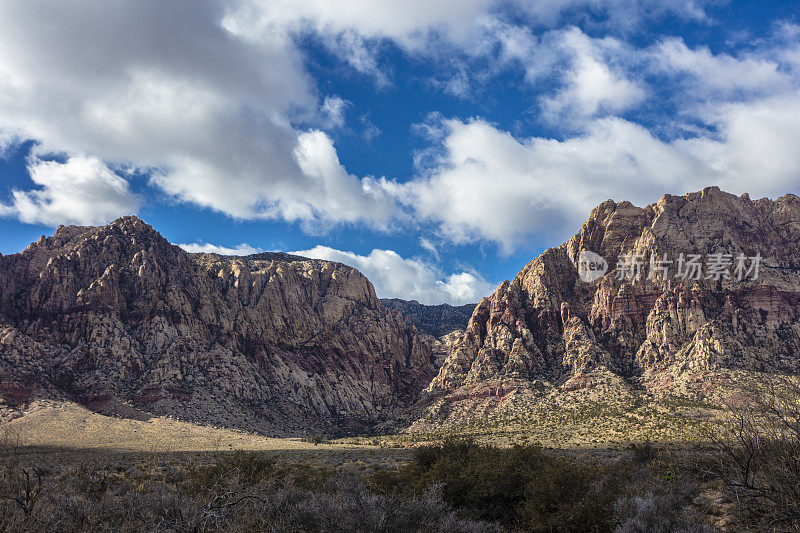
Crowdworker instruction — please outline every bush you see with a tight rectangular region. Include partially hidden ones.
[372,439,621,531]
[0,452,495,532]
[630,440,658,464]
[614,492,715,533]
[704,377,800,531]
[0,438,717,531]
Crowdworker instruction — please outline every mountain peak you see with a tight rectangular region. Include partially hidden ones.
[428,187,800,399]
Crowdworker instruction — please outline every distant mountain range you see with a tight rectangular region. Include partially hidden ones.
[381,299,475,337]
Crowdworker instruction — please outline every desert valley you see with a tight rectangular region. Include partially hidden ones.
[3,0,800,530]
[3,187,800,530]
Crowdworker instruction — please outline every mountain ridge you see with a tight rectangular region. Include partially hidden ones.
[0,216,435,435]
[380,298,476,337]
[428,187,800,401]
[3,187,800,436]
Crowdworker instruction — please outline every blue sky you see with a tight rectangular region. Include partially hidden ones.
[1,0,800,304]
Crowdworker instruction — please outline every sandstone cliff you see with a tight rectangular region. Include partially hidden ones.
[0,217,434,434]
[429,187,800,397]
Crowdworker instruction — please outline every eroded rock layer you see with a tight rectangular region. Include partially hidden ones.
[430,187,800,395]
[0,217,434,434]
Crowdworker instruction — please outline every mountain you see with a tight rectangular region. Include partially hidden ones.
[380,299,476,337]
[4,188,799,438]
[0,217,434,435]
[427,187,800,404]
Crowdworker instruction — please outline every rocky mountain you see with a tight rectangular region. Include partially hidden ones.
[428,187,800,402]
[0,217,435,435]
[381,299,476,337]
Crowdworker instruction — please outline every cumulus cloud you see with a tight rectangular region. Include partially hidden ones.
[0,156,140,226]
[177,242,263,255]
[488,25,644,123]
[679,92,800,194]
[292,245,494,305]
[0,0,722,232]
[654,38,793,100]
[540,27,646,121]
[395,117,698,251]
[233,0,713,51]
[396,94,800,252]
[291,130,397,227]
[383,27,800,253]
[1,0,793,263]
[0,0,395,229]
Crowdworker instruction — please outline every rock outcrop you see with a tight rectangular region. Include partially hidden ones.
[381,299,476,369]
[0,217,435,435]
[381,299,476,337]
[429,187,800,396]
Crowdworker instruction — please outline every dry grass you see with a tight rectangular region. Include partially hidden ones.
[1,400,373,453]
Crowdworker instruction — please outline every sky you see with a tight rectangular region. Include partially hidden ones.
[1,1,800,305]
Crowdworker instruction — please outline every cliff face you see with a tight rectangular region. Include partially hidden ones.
[430,187,800,395]
[0,217,434,434]
[381,299,476,337]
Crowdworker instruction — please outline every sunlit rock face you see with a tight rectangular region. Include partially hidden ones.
[430,187,800,394]
[0,217,435,435]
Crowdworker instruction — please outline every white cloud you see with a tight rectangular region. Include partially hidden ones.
[232,0,712,50]
[485,25,644,123]
[0,129,19,158]
[227,0,714,88]
[291,130,397,227]
[177,242,263,255]
[320,96,349,128]
[395,117,697,251]
[292,245,494,305]
[0,0,788,257]
[419,237,440,260]
[679,92,800,194]
[396,95,800,252]
[228,0,498,50]
[541,28,645,121]
[654,38,792,98]
[0,0,395,229]
[385,28,800,252]
[0,156,140,226]
[0,0,721,233]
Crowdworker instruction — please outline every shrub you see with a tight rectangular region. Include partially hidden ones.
[372,439,621,531]
[704,377,800,530]
[613,492,714,533]
[630,440,658,464]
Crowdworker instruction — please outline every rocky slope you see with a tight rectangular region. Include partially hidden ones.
[428,187,800,402]
[381,299,476,337]
[380,299,476,369]
[0,217,434,435]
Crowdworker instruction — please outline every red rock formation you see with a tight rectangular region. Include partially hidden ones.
[430,187,800,394]
[0,217,434,435]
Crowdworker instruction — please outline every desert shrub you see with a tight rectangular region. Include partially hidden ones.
[302,435,329,445]
[184,449,276,492]
[0,439,718,531]
[704,377,800,531]
[613,492,715,533]
[372,439,622,531]
[0,453,496,532]
[0,466,46,516]
[630,440,658,464]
